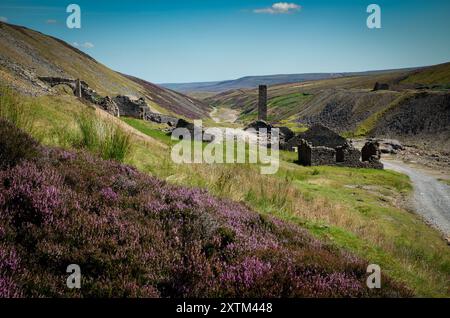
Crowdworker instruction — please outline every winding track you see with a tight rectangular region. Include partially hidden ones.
[383,160,450,236]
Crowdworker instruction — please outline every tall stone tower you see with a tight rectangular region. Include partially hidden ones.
[258,85,267,121]
[75,79,82,98]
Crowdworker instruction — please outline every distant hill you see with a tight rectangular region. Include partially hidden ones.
[0,22,211,119]
[161,68,419,93]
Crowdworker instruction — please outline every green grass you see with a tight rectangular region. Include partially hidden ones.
[401,62,450,86]
[277,115,309,133]
[438,178,450,186]
[3,90,450,297]
[0,86,36,134]
[121,117,174,144]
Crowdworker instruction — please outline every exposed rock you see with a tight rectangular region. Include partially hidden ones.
[375,138,405,154]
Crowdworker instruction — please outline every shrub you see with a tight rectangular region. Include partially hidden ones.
[0,118,39,170]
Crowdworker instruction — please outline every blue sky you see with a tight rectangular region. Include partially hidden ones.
[0,0,449,83]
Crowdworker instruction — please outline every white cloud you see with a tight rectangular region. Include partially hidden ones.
[0,16,8,22]
[73,42,94,49]
[254,2,301,14]
[83,42,94,48]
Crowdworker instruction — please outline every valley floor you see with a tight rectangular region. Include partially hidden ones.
[210,107,239,124]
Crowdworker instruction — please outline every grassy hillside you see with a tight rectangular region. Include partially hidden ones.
[0,22,210,119]
[401,62,450,87]
[1,87,449,296]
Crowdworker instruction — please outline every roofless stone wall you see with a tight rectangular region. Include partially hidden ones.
[297,138,383,169]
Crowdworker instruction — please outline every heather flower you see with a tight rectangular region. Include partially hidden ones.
[0,123,412,298]
[100,187,118,202]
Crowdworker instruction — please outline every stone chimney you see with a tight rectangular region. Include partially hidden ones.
[75,79,82,98]
[258,85,267,121]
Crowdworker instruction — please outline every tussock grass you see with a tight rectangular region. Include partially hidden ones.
[0,86,35,133]
[75,112,132,162]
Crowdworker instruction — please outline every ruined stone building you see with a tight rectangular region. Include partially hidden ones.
[38,76,179,126]
[295,125,383,169]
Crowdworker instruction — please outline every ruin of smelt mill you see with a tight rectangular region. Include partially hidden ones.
[247,84,383,169]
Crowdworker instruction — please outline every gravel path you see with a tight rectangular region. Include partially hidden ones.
[210,107,239,123]
[383,160,450,236]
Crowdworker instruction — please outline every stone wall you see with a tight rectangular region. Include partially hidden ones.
[298,139,312,166]
[362,140,381,162]
[143,112,179,126]
[98,96,120,117]
[336,142,362,166]
[311,146,336,166]
[113,96,149,118]
[296,138,383,169]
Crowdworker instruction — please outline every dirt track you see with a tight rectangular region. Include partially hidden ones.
[383,159,450,236]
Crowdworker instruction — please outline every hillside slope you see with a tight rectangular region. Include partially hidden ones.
[0,22,210,119]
